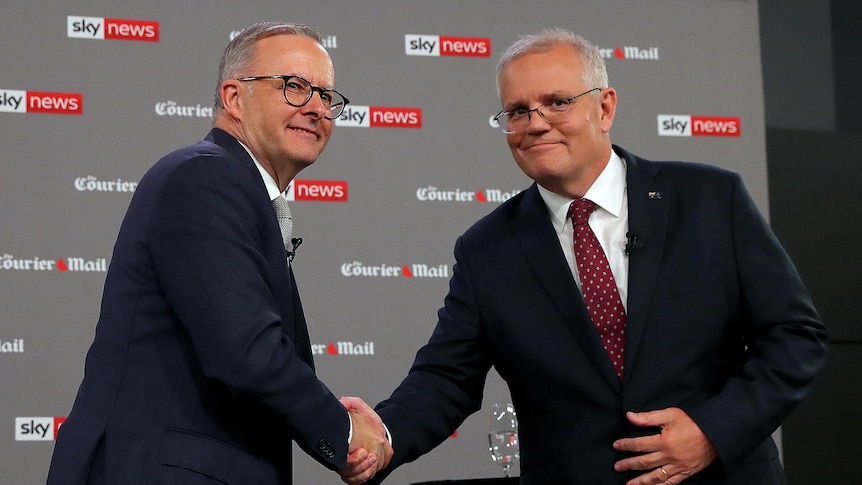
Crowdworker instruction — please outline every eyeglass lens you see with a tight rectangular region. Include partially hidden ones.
[283,77,346,118]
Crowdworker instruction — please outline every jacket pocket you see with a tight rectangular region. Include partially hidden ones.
[158,428,275,484]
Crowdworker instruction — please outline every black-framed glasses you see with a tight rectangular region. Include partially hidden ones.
[493,87,602,134]
[235,75,349,120]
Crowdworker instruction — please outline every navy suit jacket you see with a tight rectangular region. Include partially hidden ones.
[47,128,349,484]
[372,146,827,484]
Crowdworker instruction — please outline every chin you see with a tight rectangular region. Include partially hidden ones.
[287,146,323,164]
[519,160,563,180]
[295,158,317,170]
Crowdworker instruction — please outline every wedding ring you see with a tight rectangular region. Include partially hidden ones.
[660,466,670,480]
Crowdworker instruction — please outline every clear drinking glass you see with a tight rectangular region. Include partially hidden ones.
[487,402,519,477]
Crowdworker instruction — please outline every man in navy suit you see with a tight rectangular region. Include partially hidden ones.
[345,29,827,484]
[47,22,390,485]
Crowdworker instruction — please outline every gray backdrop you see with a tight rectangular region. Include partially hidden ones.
[1,1,767,483]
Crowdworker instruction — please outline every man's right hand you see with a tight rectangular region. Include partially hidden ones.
[339,396,393,484]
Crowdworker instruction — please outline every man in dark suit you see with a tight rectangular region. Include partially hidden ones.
[47,22,390,485]
[345,29,827,484]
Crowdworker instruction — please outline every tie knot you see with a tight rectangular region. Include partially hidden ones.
[569,198,596,226]
[272,196,291,219]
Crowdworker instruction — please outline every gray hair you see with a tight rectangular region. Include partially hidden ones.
[496,28,608,99]
[213,22,325,110]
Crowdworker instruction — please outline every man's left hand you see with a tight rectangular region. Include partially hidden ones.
[612,407,717,484]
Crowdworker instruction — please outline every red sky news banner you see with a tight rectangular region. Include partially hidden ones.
[67,15,159,42]
[286,180,348,202]
[0,89,82,115]
[335,105,422,128]
[15,417,66,441]
[404,34,491,57]
[657,114,741,137]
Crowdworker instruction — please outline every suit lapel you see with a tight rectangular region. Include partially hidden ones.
[511,184,622,389]
[206,128,316,369]
[289,267,314,368]
[615,147,669,385]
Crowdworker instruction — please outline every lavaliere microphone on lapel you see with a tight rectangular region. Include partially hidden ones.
[624,232,643,255]
[287,237,303,262]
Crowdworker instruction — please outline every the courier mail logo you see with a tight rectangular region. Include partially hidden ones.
[67,15,159,42]
[405,34,491,57]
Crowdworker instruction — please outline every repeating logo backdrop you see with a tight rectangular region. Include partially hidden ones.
[1,1,767,483]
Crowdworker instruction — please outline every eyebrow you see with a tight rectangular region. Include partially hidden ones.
[282,73,335,90]
[504,91,574,110]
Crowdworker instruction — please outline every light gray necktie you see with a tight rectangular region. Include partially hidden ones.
[272,196,293,257]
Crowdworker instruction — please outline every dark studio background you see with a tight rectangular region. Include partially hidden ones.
[759,1,861,483]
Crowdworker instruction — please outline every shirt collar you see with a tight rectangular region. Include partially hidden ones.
[237,140,287,201]
[537,149,626,233]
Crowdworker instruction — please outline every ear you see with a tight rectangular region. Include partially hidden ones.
[599,87,617,133]
[219,79,243,118]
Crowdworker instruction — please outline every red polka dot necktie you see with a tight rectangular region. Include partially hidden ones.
[569,198,627,380]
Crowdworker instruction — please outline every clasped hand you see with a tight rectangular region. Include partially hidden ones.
[338,396,393,485]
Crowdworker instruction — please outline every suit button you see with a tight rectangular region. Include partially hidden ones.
[317,439,336,458]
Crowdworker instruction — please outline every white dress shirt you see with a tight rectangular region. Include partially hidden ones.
[536,150,630,311]
[238,140,288,202]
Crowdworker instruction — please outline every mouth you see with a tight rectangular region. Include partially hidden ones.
[523,140,560,151]
[288,126,319,139]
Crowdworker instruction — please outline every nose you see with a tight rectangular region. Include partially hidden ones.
[300,90,328,119]
[526,106,551,132]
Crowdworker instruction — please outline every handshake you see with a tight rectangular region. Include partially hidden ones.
[338,396,394,485]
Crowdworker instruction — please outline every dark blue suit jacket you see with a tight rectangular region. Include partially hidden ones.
[47,129,349,484]
[373,146,827,484]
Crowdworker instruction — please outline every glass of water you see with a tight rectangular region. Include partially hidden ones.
[487,402,519,477]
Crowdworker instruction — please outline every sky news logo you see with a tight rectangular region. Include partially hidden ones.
[68,15,159,42]
[657,115,741,137]
[15,417,66,441]
[0,89,82,115]
[405,34,491,57]
[286,180,348,202]
[336,105,422,128]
